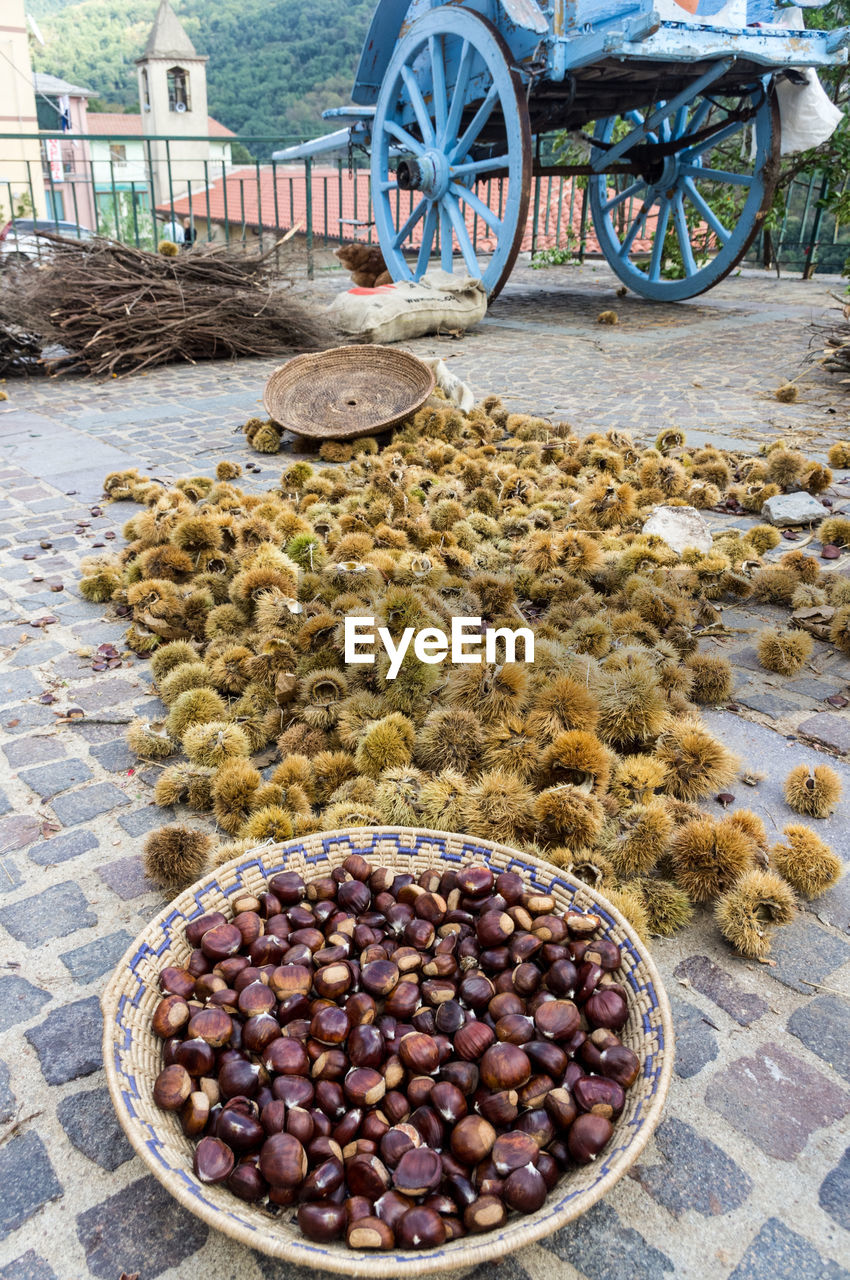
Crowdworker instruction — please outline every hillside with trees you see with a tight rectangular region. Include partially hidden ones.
[29,0,375,145]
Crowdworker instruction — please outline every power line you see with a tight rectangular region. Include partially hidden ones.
[0,42,82,118]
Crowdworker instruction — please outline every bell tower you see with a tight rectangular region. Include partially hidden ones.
[136,0,209,207]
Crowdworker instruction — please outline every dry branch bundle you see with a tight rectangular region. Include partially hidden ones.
[0,235,332,376]
[816,295,850,382]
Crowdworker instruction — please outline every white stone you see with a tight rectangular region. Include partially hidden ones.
[642,504,713,555]
[761,492,826,527]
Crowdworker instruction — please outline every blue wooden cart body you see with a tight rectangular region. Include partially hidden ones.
[276,0,848,299]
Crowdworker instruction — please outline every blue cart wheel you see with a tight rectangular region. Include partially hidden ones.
[588,83,779,301]
[370,7,531,300]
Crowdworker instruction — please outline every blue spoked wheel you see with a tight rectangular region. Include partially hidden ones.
[588,83,779,301]
[370,7,531,300]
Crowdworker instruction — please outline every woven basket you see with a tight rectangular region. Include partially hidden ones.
[263,345,435,441]
[102,828,674,1275]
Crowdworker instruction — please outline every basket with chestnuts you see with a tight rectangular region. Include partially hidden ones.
[104,831,672,1273]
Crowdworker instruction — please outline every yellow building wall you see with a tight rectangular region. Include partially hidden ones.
[0,0,46,217]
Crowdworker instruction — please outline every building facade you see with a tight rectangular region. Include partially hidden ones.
[0,0,45,220]
[136,0,213,209]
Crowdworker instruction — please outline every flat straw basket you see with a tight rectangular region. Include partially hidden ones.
[262,345,436,440]
[102,828,674,1275]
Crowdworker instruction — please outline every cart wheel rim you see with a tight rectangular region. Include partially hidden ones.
[588,82,779,302]
[371,6,531,301]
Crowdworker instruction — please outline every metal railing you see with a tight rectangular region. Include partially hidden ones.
[748,170,850,277]
[1,130,846,280]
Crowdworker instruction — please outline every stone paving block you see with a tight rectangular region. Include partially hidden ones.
[732,688,801,719]
[728,1218,850,1280]
[705,1041,850,1159]
[89,737,135,773]
[819,1145,850,1231]
[766,916,850,993]
[0,881,95,948]
[811,875,850,933]
[1,702,58,734]
[785,674,848,699]
[118,804,174,836]
[548,1200,674,1279]
[0,854,24,894]
[788,995,850,1083]
[673,955,767,1026]
[632,1117,753,1217]
[60,929,133,984]
[0,669,44,706]
[0,975,51,1033]
[19,759,94,801]
[0,789,9,817]
[98,853,156,901]
[76,1174,209,1280]
[134,696,168,720]
[6,641,64,670]
[70,677,140,715]
[57,1086,134,1171]
[25,995,103,1084]
[669,995,719,1079]
[0,815,42,855]
[0,1132,62,1239]
[798,711,850,754]
[0,1251,57,1280]
[0,1058,15,1123]
[2,736,65,769]
[28,828,98,867]
[50,781,130,826]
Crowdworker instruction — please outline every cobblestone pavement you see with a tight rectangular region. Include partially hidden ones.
[0,260,848,1280]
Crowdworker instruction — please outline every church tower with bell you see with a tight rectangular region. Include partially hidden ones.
[136,0,210,208]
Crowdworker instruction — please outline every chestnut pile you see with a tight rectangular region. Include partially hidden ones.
[151,857,640,1250]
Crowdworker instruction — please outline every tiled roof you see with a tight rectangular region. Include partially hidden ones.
[155,164,604,254]
[33,71,92,98]
[86,112,234,137]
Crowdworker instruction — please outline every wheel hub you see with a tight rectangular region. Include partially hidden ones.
[396,149,450,200]
[632,146,681,192]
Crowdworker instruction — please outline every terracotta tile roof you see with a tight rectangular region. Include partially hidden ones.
[86,112,234,137]
[154,164,606,254]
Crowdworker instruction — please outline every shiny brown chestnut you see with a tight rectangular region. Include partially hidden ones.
[392,1146,442,1196]
[152,994,190,1038]
[503,1164,547,1213]
[259,1132,308,1187]
[479,1042,531,1091]
[450,1115,496,1165]
[193,1135,234,1184]
[153,1064,192,1111]
[298,1201,347,1242]
[346,1216,394,1249]
[464,1194,507,1234]
[568,1112,614,1164]
[395,1206,447,1249]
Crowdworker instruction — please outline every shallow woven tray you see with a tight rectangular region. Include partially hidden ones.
[102,829,674,1275]
[263,345,435,440]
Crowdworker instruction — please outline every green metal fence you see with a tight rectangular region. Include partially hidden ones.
[748,169,850,277]
[1,130,847,280]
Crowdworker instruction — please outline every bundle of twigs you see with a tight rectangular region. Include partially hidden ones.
[0,235,332,376]
[816,295,850,382]
[0,293,42,376]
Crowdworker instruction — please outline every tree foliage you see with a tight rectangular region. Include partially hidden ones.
[30,0,375,150]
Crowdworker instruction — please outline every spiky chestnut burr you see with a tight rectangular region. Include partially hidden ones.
[783,765,842,819]
[714,868,795,958]
[756,627,813,676]
[142,826,212,891]
[772,824,843,897]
